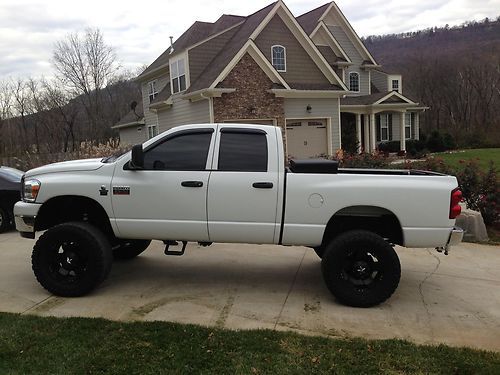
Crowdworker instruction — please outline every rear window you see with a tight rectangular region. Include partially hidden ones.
[218,131,268,172]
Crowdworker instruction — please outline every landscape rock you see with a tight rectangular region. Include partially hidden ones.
[456,208,489,242]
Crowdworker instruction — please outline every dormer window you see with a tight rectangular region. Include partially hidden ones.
[392,79,399,91]
[170,58,186,94]
[271,45,286,72]
[148,80,158,103]
[349,72,359,92]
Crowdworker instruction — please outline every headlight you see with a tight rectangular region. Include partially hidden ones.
[23,179,41,202]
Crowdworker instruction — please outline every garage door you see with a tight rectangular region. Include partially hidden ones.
[286,120,327,159]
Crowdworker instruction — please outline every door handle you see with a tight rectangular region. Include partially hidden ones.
[252,182,273,189]
[181,181,203,188]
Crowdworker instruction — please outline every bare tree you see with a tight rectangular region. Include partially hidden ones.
[0,81,14,155]
[52,28,119,142]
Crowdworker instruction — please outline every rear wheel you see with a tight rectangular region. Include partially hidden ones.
[32,222,112,297]
[113,239,151,260]
[321,230,400,307]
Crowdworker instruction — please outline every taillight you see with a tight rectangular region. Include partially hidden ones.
[449,188,462,219]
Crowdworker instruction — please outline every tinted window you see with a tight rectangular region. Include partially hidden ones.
[218,132,268,172]
[143,132,212,170]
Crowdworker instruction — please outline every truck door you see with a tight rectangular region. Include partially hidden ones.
[207,126,279,243]
[111,127,215,241]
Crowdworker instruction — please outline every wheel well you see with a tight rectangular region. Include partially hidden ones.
[320,206,403,248]
[35,196,114,238]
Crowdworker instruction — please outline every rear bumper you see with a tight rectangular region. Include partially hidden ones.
[448,226,464,247]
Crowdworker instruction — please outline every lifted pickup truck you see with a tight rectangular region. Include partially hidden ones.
[14,124,463,307]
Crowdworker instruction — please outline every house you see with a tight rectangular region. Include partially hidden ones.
[113,1,426,157]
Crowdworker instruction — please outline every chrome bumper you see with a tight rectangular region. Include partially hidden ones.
[15,215,36,238]
[436,227,464,255]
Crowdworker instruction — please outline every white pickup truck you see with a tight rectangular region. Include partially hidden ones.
[14,124,463,307]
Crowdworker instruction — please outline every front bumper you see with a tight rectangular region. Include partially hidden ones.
[14,201,42,239]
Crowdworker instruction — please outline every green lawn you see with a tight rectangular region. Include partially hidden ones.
[433,148,500,171]
[1,313,499,374]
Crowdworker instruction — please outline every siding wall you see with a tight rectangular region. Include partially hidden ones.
[255,15,330,85]
[284,98,341,151]
[327,25,370,95]
[119,125,147,145]
[141,74,170,128]
[371,70,388,93]
[189,27,239,84]
[156,96,211,133]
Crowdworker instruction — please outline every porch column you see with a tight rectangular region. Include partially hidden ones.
[363,114,370,152]
[400,111,406,152]
[355,113,362,154]
[370,113,376,153]
[415,112,420,140]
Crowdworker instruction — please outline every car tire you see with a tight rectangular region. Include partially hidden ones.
[0,207,10,233]
[321,230,401,308]
[32,222,113,297]
[113,239,151,260]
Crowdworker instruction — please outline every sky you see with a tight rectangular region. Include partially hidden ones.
[0,0,499,79]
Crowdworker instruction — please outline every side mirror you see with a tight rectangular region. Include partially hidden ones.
[129,144,144,169]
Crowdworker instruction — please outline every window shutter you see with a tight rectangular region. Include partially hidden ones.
[388,114,393,140]
[376,115,381,142]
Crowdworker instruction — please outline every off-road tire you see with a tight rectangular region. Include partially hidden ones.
[321,230,401,307]
[113,239,151,260]
[313,246,324,259]
[32,222,113,297]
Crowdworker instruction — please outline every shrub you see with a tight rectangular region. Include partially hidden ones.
[456,161,499,225]
[377,141,400,153]
[338,152,391,169]
[426,131,447,152]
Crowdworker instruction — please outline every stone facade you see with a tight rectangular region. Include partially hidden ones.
[214,53,285,130]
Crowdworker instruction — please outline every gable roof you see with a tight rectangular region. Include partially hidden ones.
[296,3,331,35]
[187,1,347,94]
[138,15,245,80]
[186,2,278,93]
[298,2,378,66]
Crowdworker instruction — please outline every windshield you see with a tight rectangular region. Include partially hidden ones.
[0,166,24,182]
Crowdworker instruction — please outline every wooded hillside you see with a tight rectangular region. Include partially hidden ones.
[364,18,500,146]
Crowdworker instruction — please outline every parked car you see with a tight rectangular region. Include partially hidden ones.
[14,124,463,307]
[0,166,23,232]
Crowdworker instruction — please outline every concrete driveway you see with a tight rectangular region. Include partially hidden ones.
[1,230,499,352]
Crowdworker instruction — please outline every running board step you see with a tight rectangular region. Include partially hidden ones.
[163,240,187,256]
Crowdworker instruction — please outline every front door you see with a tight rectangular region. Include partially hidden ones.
[111,127,216,241]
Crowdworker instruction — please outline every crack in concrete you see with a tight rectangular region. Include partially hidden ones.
[21,295,62,315]
[418,249,441,339]
[215,293,236,328]
[274,249,306,330]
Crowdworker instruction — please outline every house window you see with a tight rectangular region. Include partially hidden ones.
[271,45,286,72]
[148,125,158,139]
[380,114,389,141]
[170,58,186,94]
[148,81,158,103]
[349,72,359,92]
[392,79,399,91]
[405,113,413,139]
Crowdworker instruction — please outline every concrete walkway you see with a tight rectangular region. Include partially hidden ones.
[1,230,499,352]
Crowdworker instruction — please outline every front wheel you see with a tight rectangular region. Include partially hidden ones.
[32,222,113,297]
[321,230,401,307]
